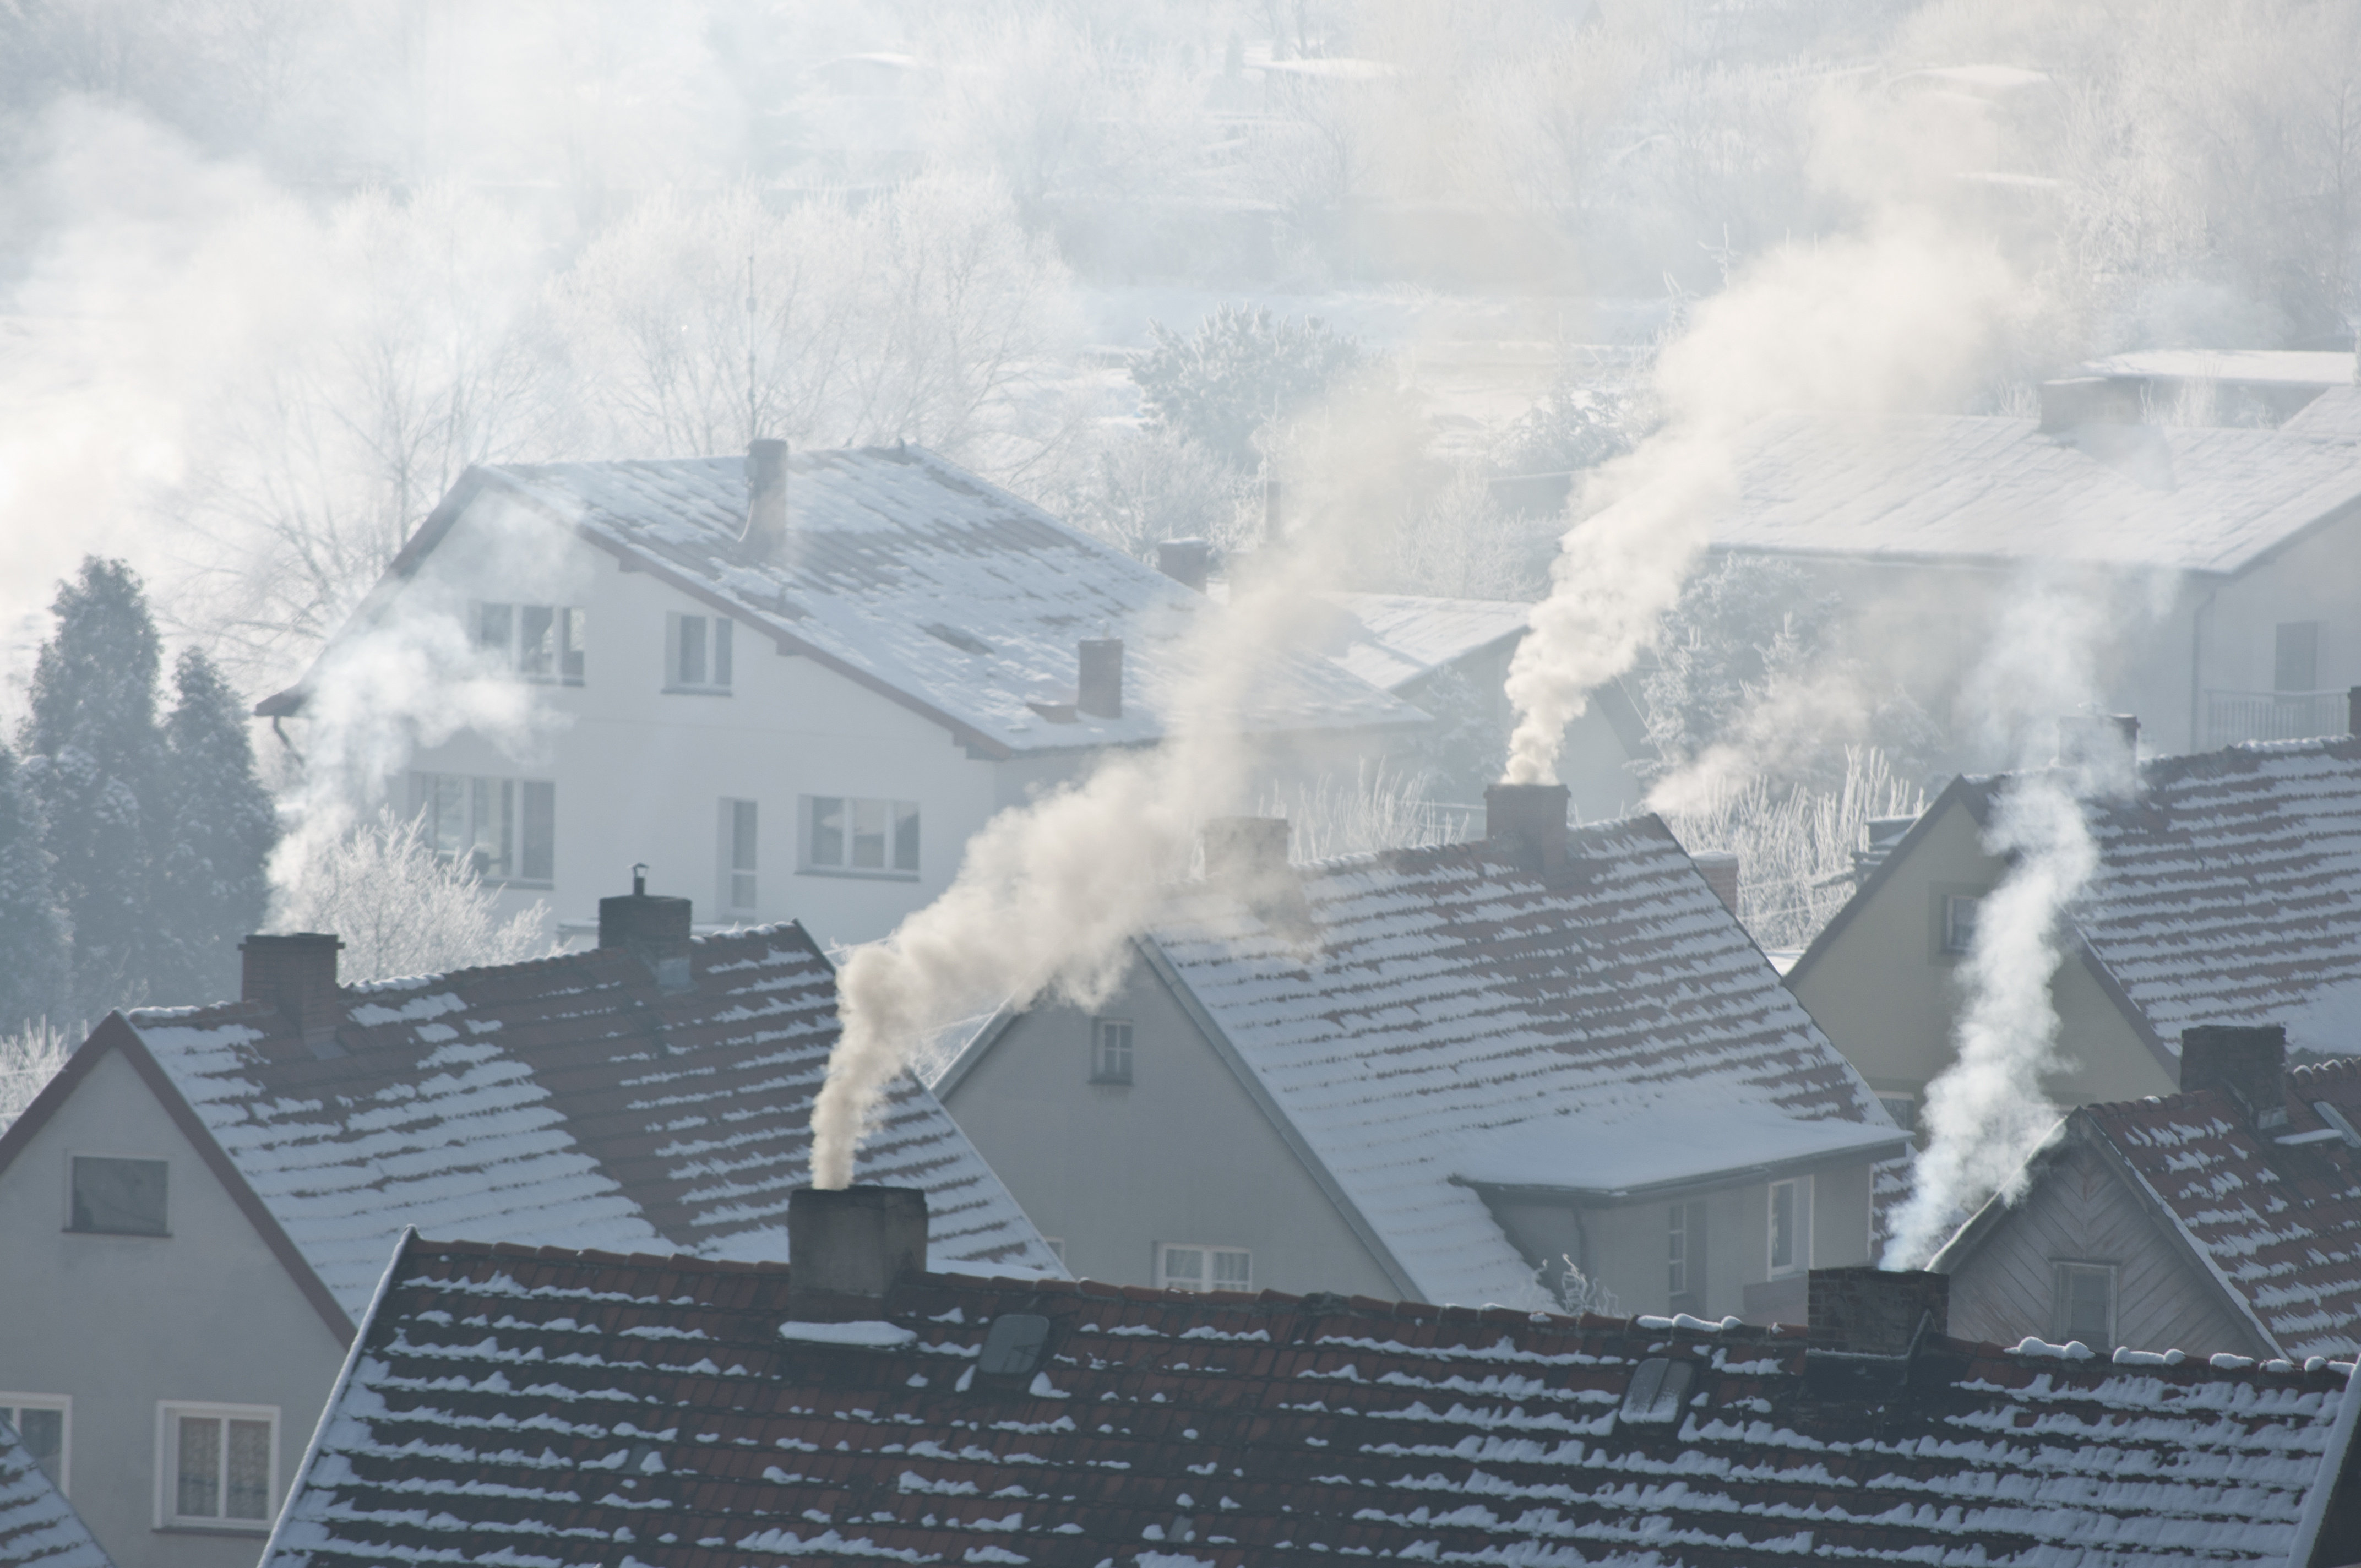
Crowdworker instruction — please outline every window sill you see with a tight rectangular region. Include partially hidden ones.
[661,685,733,697]
[797,867,921,883]
[156,1524,271,1538]
[63,1227,169,1238]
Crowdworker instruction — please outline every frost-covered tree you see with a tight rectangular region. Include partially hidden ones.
[0,747,70,1036]
[275,809,550,983]
[151,649,278,1004]
[1131,306,1373,472]
[20,558,164,1016]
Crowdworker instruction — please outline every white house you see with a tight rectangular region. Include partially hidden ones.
[259,443,1425,951]
[935,783,1907,1321]
[0,894,1056,1568]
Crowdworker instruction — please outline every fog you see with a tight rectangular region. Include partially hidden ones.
[7,0,2360,1250]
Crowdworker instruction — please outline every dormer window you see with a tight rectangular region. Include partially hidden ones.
[475,602,585,684]
[666,613,733,694]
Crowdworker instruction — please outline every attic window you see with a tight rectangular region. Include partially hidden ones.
[923,622,992,656]
[1619,1358,1694,1424]
[976,1314,1052,1379]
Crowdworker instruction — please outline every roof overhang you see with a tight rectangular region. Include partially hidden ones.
[1451,1104,1910,1208]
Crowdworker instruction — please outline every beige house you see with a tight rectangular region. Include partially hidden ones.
[1788,731,2361,1133]
[938,784,1906,1321]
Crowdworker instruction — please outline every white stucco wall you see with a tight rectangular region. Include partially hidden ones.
[0,1050,350,1568]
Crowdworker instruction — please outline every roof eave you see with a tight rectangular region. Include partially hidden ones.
[1455,1132,1913,1209]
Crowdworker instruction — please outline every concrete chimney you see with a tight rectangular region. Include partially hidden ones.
[1484,783,1570,874]
[1807,1267,1949,1355]
[1202,816,1309,937]
[787,1185,929,1322]
[2057,713,2139,769]
[2182,1023,2289,1129]
[1156,538,1211,592]
[1078,639,1123,719]
[745,439,788,554]
[2038,377,2142,433]
[241,934,344,1041]
[2348,684,2360,737]
[1691,851,1740,916]
[600,867,694,992]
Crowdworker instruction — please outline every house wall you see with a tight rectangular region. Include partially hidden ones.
[2199,509,2361,737]
[0,1051,350,1568]
[938,953,1401,1300]
[1788,797,2179,1128]
[1942,1140,2270,1357]
[1485,1159,1875,1321]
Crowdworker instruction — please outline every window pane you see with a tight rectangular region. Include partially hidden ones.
[2277,621,2320,692]
[475,602,512,654]
[518,606,554,676]
[12,1408,62,1483]
[432,776,466,858]
[1944,895,1979,954]
[225,1420,270,1520]
[1212,1250,1252,1291]
[177,1417,220,1519]
[468,777,493,878]
[851,798,886,869]
[521,782,556,882]
[712,618,733,688]
[561,608,586,682]
[1668,1206,1687,1297]
[1770,1183,1795,1272]
[2059,1265,2112,1346]
[810,798,845,866]
[893,801,921,872]
[732,801,758,873]
[1162,1247,1204,1291]
[679,615,706,687]
[72,1156,167,1235]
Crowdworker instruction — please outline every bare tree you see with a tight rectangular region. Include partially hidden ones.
[274,808,551,984]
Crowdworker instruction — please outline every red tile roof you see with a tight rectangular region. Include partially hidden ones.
[268,1236,2359,1568]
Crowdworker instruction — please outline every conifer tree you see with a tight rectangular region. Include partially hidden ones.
[153,649,278,1003]
[0,746,70,1033]
[20,558,164,1016]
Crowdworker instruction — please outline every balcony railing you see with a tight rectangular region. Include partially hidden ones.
[2203,688,2351,748]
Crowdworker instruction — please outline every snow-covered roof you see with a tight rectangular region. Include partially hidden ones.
[2083,349,2358,388]
[269,1233,2361,1568]
[973,815,1902,1305]
[265,447,1424,756]
[0,1420,108,1568]
[1318,591,1528,693]
[1689,410,2361,575]
[110,924,1058,1322]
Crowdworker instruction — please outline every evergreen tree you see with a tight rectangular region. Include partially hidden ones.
[0,745,70,1033]
[20,558,164,1017]
[152,649,278,1003]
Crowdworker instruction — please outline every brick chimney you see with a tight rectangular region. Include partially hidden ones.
[2057,712,2139,769]
[600,865,694,992]
[1484,783,1570,874]
[1156,538,1211,592]
[1691,851,1740,916]
[1203,816,1309,937]
[241,934,344,1042]
[787,1185,929,1322]
[1078,639,1123,719]
[745,438,788,555]
[1808,1267,1949,1355]
[2182,1023,2289,1129]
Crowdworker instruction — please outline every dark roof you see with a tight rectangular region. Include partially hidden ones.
[1792,738,2361,1060]
[1941,1059,2361,1359]
[258,448,1423,754]
[947,814,1906,1306]
[43,924,1058,1324]
[269,1235,2360,1568]
[0,1419,110,1568]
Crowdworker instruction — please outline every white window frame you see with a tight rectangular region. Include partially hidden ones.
[65,1151,168,1237]
[1156,1243,1252,1294]
[665,611,734,694]
[1940,893,1980,955]
[0,1393,72,1495]
[471,601,586,685]
[407,772,557,886]
[155,1401,279,1532]
[1668,1200,1705,1304]
[718,798,758,914]
[2052,1261,2119,1348]
[1767,1176,1812,1278]
[798,795,921,880]
[1091,1018,1134,1084]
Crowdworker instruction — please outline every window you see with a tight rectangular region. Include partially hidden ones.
[1878,1095,1917,1133]
[2276,620,2321,693]
[1091,1019,1134,1084]
[666,612,734,693]
[69,1156,166,1235]
[2053,1262,2116,1348]
[719,799,758,913]
[802,796,920,877]
[1768,1177,1811,1277]
[474,601,585,684]
[407,772,556,884]
[0,1397,69,1493]
[158,1404,276,1529]
[1668,1201,1707,1308]
[1940,893,1980,955]
[1618,1358,1695,1424]
[1158,1244,1252,1294]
